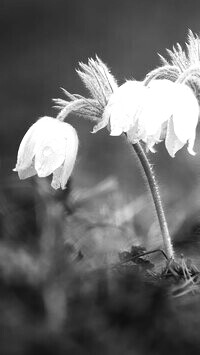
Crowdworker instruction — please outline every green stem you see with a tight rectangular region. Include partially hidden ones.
[132,142,174,259]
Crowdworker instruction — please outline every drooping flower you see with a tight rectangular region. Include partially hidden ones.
[104,79,199,156]
[99,80,146,136]
[14,116,78,189]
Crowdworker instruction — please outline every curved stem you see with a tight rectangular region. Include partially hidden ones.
[132,142,174,259]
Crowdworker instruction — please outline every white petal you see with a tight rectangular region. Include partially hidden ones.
[187,133,196,155]
[34,117,74,177]
[51,166,63,189]
[144,126,162,152]
[165,117,184,157]
[92,115,109,133]
[104,81,146,136]
[17,165,37,180]
[15,123,37,171]
[51,124,79,189]
[15,116,58,172]
[139,79,175,136]
[35,139,66,177]
[171,84,199,146]
[126,118,146,143]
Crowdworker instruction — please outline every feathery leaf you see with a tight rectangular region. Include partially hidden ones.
[55,57,117,123]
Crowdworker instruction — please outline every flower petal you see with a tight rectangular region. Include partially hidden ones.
[15,116,60,173]
[51,165,63,189]
[165,117,184,157]
[139,79,175,137]
[15,123,37,171]
[187,133,196,155]
[92,114,109,133]
[35,139,66,178]
[126,118,146,143]
[171,84,199,147]
[144,127,162,152]
[34,117,79,178]
[17,165,37,180]
[104,81,146,136]
[51,124,79,189]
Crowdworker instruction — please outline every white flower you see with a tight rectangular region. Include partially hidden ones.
[14,116,78,189]
[102,80,146,136]
[103,79,199,157]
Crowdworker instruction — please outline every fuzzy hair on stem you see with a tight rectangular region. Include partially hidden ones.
[145,29,200,104]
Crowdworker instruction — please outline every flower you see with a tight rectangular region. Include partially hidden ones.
[14,116,79,189]
[103,79,199,157]
[98,80,146,135]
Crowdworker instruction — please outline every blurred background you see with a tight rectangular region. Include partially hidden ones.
[1,0,200,246]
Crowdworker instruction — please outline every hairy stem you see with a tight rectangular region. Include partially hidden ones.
[132,142,174,259]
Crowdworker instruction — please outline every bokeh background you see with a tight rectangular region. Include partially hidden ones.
[1,0,200,244]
